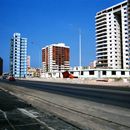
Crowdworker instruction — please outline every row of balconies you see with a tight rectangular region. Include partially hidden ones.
[96,47,107,51]
[96,37,107,43]
[96,26,107,32]
[96,25,107,30]
[96,52,107,57]
[96,29,107,34]
[96,30,107,35]
[96,44,107,48]
[96,33,107,38]
[96,22,106,27]
[96,13,106,20]
[96,41,107,46]
[96,18,106,23]
[96,62,108,67]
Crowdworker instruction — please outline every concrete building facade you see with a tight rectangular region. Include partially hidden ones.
[10,33,27,78]
[42,43,70,73]
[128,0,130,68]
[69,69,130,79]
[27,56,31,68]
[96,1,129,69]
[0,57,3,76]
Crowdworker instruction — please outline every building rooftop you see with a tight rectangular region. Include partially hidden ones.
[96,0,127,15]
[42,43,70,49]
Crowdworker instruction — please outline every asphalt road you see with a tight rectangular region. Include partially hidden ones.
[0,88,80,130]
[1,79,130,108]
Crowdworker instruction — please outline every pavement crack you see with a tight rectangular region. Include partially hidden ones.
[0,109,16,130]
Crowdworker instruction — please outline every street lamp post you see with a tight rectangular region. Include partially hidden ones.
[79,29,82,78]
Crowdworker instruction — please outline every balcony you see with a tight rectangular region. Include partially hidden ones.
[96,17,106,23]
[96,52,107,57]
[96,37,107,43]
[96,21,106,27]
[96,34,107,39]
[96,43,107,47]
[96,13,106,19]
[96,46,107,51]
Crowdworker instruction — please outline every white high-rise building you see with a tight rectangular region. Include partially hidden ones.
[10,33,27,77]
[128,0,130,68]
[96,0,129,69]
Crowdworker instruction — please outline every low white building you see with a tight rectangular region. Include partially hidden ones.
[70,69,130,79]
[41,69,130,79]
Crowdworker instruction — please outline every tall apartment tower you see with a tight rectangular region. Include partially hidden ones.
[42,43,70,73]
[96,1,129,69]
[128,0,130,68]
[27,55,31,68]
[10,33,27,77]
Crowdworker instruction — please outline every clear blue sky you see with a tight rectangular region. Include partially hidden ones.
[0,0,125,72]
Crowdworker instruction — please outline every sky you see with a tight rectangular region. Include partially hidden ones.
[0,0,125,72]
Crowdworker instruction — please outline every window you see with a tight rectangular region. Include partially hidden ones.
[112,71,116,75]
[81,71,83,75]
[89,71,94,75]
[121,71,125,75]
[70,72,73,74]
[102,71,106,75]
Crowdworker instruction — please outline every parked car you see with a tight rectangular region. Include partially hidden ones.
[2,73,9,79]
[8,76,15,81]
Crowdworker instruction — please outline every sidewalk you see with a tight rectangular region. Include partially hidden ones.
[0,87,80,130]
[23,77,130,87]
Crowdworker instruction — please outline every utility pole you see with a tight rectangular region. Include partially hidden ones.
[79,29,82,78]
